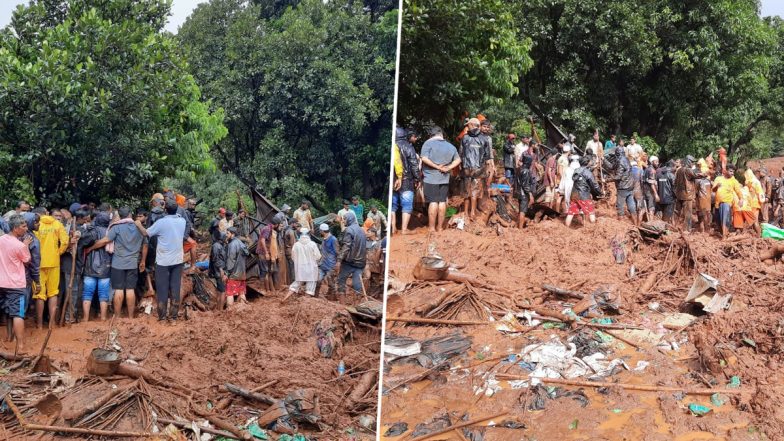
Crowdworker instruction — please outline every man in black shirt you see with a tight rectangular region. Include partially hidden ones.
[460,118,493,219]
[656,160,677,222]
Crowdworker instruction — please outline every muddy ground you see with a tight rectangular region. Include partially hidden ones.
[380,199,784,441]
[0,256,382,440]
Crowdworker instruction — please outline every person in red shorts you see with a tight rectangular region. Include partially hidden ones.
[223,227,249,306]
[566,156,603,227]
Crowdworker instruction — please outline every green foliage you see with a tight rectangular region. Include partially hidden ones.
[0,0,227,207]
[401,0,784,164]
[178,0,396,208]
[398,0,534,131]
[163,172,251,227]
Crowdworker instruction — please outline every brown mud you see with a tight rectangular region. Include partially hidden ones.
[381,201,783,441]
[0,254,381,440]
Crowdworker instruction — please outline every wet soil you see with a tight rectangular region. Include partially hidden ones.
[2,271,380,439]
[381,202,783,441]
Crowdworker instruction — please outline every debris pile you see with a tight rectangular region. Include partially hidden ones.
[0,275,380,440]
[382,207,784,439]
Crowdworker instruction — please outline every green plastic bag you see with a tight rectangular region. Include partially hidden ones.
[761,223,784,240]
[688,403,711,416]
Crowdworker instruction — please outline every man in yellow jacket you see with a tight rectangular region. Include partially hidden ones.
[32,207,69,328]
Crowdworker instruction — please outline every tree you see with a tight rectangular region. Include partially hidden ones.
[0,0,227,207]
[397,0,534,131]
[178,0,396,209]
[399,0,784,165]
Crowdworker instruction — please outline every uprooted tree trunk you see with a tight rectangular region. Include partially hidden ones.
[760,243,784,264]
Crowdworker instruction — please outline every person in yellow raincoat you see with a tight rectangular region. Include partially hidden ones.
[713,164,744,239]
[740,168,764,235]
[32,207,69,329]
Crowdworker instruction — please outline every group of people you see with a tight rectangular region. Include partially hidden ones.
[206,198,384,304]
[0,190,387,351]
[0,192,196,351]
[393,116,783,239]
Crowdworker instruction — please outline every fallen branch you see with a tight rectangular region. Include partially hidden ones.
[345,371,378,410]
[541,284,585,300]
[409,411,508,441]
[62,380,138,421]
[386,317,488,326]
[28,328,52,373]
[224,383,276,405]
[7,396,154,438]
[495,375,750,395]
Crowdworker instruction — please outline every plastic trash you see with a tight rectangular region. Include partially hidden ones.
[728,376,741,388]
[688,403,711,416]
[761,223,784,240]
[247,423,269,440]
[711,393,727,407]
[337,360,345,376]
[491,183,511,193]
[569,419,579,430]
[358,414,375,431]
[384,422,408,437]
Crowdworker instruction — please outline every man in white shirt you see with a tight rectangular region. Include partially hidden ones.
[586,131,604,182]
[626,136,644,163]
[514,135,530,165]
[585,131,603,158]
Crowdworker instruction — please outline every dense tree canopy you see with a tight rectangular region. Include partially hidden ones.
[399,0,784,165]
[0,0,227,207]
[178,0,397,211]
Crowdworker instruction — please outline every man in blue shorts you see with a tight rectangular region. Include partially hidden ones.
[392,126,420,235]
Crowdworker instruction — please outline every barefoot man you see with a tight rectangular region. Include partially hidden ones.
[0,215,33,352]
[421,126,461,232]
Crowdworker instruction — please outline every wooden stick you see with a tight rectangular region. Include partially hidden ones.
[59,242,78,326]
[157,417,238,439]
[250,379,278,393]
[495,375,750,395]
[28,328,52,373]
[541,284,585,300]
[191,406,251,440]
[224,383,276,405]
[104,314,116,349]
[408,411,507,441]
[602,330,641,349]
[386,317,488,326]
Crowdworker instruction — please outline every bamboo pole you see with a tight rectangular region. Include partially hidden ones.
[495,375,750,395]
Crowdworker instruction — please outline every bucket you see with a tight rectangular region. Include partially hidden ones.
[86,348,121,376]
[412,256,449,281]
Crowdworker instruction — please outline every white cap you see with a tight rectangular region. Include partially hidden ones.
[650,156,659,163]
[319,223,330,232]
[562,145,571,153]
[300,227,310,235]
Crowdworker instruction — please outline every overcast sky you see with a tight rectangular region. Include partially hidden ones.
[0,0,204,34]
[0,0,782,34]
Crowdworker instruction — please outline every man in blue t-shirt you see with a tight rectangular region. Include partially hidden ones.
[421,126,461,232]
[134,200,185,321]
[317,223,339,298]
[605,134,616,151]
